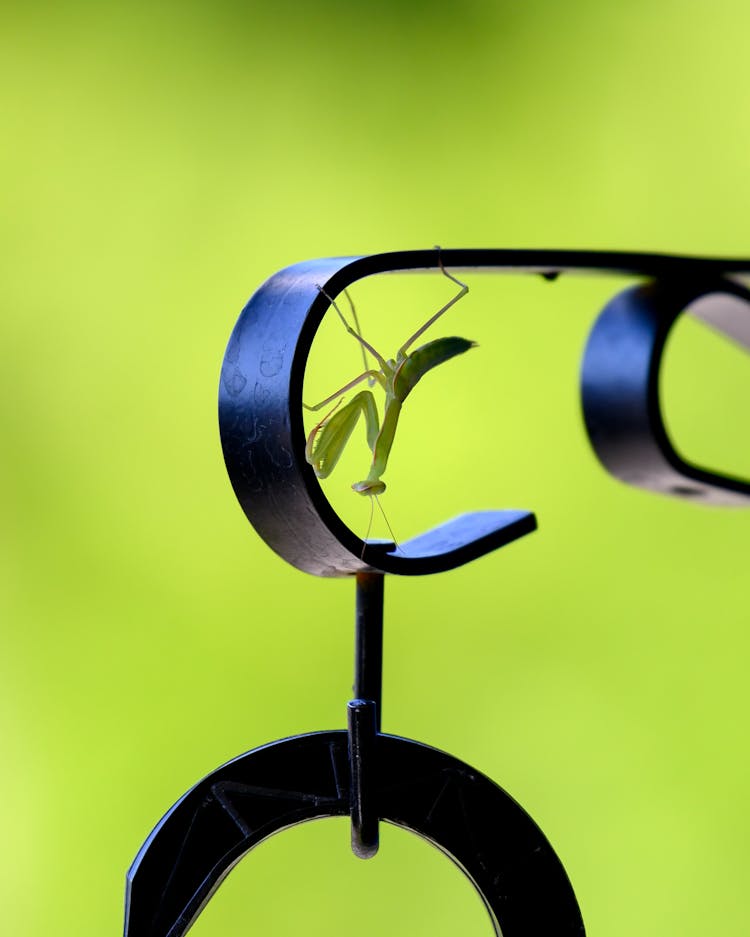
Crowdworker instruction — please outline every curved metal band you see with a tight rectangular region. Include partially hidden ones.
[581,277,750,505]
[219,249,750,576]
[125,731,584,937]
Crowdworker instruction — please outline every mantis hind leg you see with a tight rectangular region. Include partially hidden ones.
[397,248,469,357]
[306,390,380,479]
[342,290,377,386]
[316,285,387,370]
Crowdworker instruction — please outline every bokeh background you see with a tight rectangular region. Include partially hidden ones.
[3,1,750,935]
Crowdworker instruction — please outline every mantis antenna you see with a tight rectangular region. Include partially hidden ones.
[360,492,400,560]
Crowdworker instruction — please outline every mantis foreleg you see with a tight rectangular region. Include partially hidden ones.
[353,397,402,494]
[303,369,385,413]
[306,390,380,479]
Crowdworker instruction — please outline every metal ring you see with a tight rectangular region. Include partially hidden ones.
[125,731,584,937]
[218,251,539,577]
[581,276,750,505]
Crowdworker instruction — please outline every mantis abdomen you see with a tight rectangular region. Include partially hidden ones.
[394,336,476,401]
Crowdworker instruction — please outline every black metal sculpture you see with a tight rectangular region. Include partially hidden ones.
[125,249,750,937]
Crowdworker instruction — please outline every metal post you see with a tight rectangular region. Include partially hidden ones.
[353,571,384,730]
[348,571,385,858]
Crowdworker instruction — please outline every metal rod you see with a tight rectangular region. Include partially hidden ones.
[347,699,378,858]
[354,571,384,731]
[348,571,385,858]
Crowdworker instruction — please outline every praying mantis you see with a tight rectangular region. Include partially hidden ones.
[304,257,476,506]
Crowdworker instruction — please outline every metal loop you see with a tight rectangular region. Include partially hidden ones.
[581,276,750,505]
[124,732,585,937]
[219,251,543,577]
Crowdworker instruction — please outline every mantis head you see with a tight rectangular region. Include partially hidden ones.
[352,479,386,496]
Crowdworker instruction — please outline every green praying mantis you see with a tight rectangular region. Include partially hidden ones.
[304,258,476,509]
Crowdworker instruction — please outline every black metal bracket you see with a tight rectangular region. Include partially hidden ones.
[219,248,750,578]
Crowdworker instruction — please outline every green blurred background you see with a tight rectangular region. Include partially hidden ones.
[3,1,750,935]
